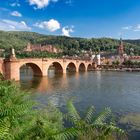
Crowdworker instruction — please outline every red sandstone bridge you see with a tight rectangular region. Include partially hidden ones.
[0,57,96,81]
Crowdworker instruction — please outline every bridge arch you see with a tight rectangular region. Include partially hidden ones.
[66,62,77,73]
[92,62,97,69]
[79,63,86,72]
[87,64,93,71]
[20,63,43,79]
[47,61,63,74]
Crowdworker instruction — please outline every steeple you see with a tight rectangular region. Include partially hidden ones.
[120,37,123,46]
[118,37,124,56]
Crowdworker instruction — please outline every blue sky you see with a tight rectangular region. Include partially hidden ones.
[0,0,140,39]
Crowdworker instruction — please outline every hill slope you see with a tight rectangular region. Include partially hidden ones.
[0,31,43,50]
[0,31,140,55]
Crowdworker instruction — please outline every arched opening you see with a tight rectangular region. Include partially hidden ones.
[92,62,97,69]
[66,62,76,73]
[87,64,93,71]
[48,62,63,77]
[20,63,42,80]
[79,63,86,72]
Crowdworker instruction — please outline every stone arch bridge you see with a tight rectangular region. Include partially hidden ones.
[0,58,96,81]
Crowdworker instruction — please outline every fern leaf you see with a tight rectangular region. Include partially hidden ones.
[66,100,81,124]
[93,107,111,125]
[84,106,95,123]
[52,127,79,140]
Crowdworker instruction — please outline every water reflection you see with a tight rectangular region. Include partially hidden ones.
[20,67,70,94]
[20,66,33,81]
[96,71,101,90]
[36,74,68,94]
[20,66,40,91]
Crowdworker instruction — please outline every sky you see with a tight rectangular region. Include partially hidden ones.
[0,0,140,39]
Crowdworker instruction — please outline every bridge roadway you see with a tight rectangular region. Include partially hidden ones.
[0,58,95,81]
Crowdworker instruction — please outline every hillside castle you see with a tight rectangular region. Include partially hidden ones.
[24,43,63,54]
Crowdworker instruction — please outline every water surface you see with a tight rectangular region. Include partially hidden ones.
[20,70,140,140]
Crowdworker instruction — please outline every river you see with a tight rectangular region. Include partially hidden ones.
[20,69,140,140]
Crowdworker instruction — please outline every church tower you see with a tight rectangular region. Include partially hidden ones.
[118,37,124,56]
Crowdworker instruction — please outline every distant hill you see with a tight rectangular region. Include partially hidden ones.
[125,39,140,46]
[0,31,43,50]
[0,30,140,55]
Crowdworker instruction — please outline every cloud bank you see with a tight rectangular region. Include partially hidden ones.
[0,20,31,31]
[122,24,140,32]
[62,26,74,36]
[34,19,60,32]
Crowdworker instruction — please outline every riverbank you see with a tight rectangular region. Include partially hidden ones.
[95,68,140,72]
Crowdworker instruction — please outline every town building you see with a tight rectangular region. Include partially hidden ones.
[100,38,127,65]
[129,56,140,62]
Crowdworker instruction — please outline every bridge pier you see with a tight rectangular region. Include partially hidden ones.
[63,68,67,74]
[4,59,20,81]
[76,67,79,73]
[42,64,48,77]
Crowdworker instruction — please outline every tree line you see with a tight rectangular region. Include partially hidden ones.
[0,31,140,58]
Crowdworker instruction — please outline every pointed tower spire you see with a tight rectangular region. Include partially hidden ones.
[118,36,124,56]
[120,37,123,46]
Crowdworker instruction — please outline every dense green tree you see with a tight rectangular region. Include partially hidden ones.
[123,60,140,68]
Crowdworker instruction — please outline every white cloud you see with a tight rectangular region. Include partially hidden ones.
[28,0,58,9]
[133,24,140,32]
[34,19,60,32]
[122,26,132,30]
[62,26,74,37]
[10,2,20,7]
[122,24,140,32]
[10,11,22,17]
[0,19,31,31]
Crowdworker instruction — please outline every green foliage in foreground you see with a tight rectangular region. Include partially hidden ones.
[0,80,64,140]
[65,101,126,140]
[0,80,126,140]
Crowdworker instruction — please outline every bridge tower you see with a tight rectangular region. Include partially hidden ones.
[4,48,20,80]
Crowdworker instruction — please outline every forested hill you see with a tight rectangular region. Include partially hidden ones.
[0,30,140,55]
[125,39,140,46]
